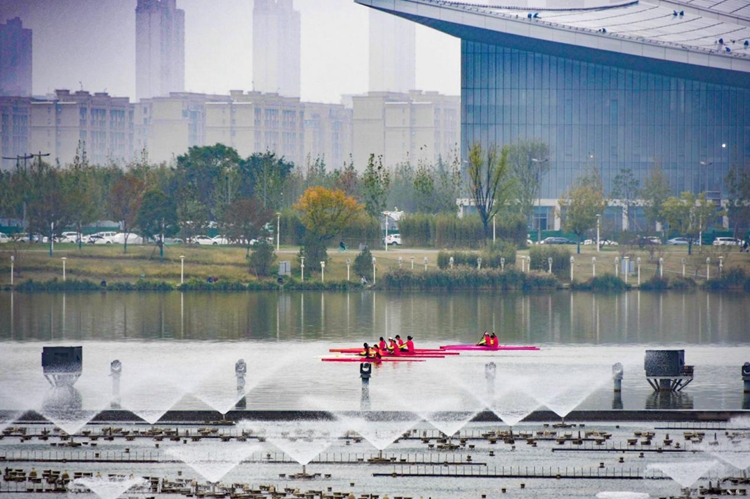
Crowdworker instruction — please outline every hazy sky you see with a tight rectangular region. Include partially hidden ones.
[0,0,460,103]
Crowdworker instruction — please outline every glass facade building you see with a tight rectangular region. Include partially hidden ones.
[357,0,750,230]
[462,41,750,201]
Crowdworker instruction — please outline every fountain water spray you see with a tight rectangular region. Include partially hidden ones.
[165,441,261,483]
[647,460,718,489]
[68,475,147,499]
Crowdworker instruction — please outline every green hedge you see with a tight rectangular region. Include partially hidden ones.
[571,274,631,292]
[529,245,572,277]
[380,268,559,291]
[280,210,380,248]
[437,242,517,270]
[399,212,527,249]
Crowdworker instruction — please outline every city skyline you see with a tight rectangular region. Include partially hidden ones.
[0,0,460,104]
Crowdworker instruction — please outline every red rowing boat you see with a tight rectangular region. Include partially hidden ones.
[329,348,459,356]
[439,344,539,351]
[321,357,425,363]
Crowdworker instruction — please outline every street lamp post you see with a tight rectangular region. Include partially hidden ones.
[300,257,305,282]
[423,257,428,271]
[180,255,185,284]
[276,212,281,253]
[592,257,596,277]
[321,261,326,283]
[398,257,403,269]
[61,257,67,281]
[10,255,14,286]
[570,256,575,281]
[346,258,350,281]
[547,257,553,274]
[372,257,376,284]
[719,256,724,278]
[706,257,711,280]
[477,257,482,270]
[596,214,601,253]
[384,213,388,252]
[659,257,664,278]
[614,257,620,278]
[623,256,629,284]
[636,257,641,286]
[501,257,505,271]
[531,158,548,244]
[410,256,414,270]
[681,258,686,278]
[449,257,454,269]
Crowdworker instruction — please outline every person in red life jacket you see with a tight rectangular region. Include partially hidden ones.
[395,335,405,349]
[378,336,387,351]
[388,338,401,356]
[476,331,490,346]
[489,333,499,348]
[403,335,415,353]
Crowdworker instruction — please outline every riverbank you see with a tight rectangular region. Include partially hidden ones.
[1,243,748,291]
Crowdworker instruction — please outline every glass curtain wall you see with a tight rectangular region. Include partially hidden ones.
[461,40,750,200]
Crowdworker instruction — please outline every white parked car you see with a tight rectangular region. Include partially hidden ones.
[60,232,82,243]
[17,233,43,243]
[713,237,742,246]
[211,236,230,245]
[111,232,145,245]
[384,234,402,246]
[190,235,215,245]
[0,232,10,243]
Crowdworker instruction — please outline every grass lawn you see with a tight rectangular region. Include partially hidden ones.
[0,241,748,287]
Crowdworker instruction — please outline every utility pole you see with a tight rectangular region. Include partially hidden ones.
[2,154,34,236]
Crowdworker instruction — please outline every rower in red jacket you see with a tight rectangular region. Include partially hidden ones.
[359,342,377,358]
[378,336,387,351]
[489,333,499,347]
[395,335,405,349]
[476,331,490,346]
[403,335,415,353]
[388,338,401,356]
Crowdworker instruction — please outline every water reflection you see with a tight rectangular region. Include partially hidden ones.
[0,290,748,345]
[645,391,694,410]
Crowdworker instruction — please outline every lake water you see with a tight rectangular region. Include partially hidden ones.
[0,290,748,414]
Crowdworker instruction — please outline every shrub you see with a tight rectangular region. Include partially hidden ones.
[249,240,277,277]
[482,240,517,268]
[298,233,327,272]
[640,275,669,290]
[178,278,246,291]
[353,246,373,280]
[529,245,571,277]
[571,274,629,291]
[380,268,559,291]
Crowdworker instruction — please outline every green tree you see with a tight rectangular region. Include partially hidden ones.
[641,161,671,238]
[662,192,720,255]
[388,160,416,213]
[725,163,750,240]
[331,157,359,197]
[507,139,550,224]
[173,144,242,223]
[249,240,277,277]
[221,198,273,257]
[558,168,607,254]
[136,189,178,242]
[361,154,391,218]
[25,159,71,243]
[466,143,515,238]
[108,173,146,253]
[63,142,102,248]
[240,151,294,210]
[353,245,373,281]
[611,168,641,232]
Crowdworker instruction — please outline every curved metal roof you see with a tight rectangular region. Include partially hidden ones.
[355,0,750,79]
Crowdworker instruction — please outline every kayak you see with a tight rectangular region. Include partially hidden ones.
[321,357,425,363]
[439,345,540,351]
[329,348,459,356]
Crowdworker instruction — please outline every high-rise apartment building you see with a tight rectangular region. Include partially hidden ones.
[30,90,133,166]
[135,0,185,101]
[352,91,459,170]
[368,10,415,93]
[0,18,32,97]
[0,96,30,170]
[253,0,301,98]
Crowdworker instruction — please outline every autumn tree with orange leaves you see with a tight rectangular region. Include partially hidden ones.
[294,186,364,271]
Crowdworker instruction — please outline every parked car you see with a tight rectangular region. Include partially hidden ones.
[163,237,183,245]
[0,232,10,244]
[542,237,574,245]
[211,236,230,245]
[384,234,402,246]
[667,237,690,245]
[599,239,619,246]
[713,237,742,246]
[60,232,83,243]
[629,236,661,246]
[86,231,117,244]
[16,233,43,243]
[190,235,215,245]
[111,233,145,245]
